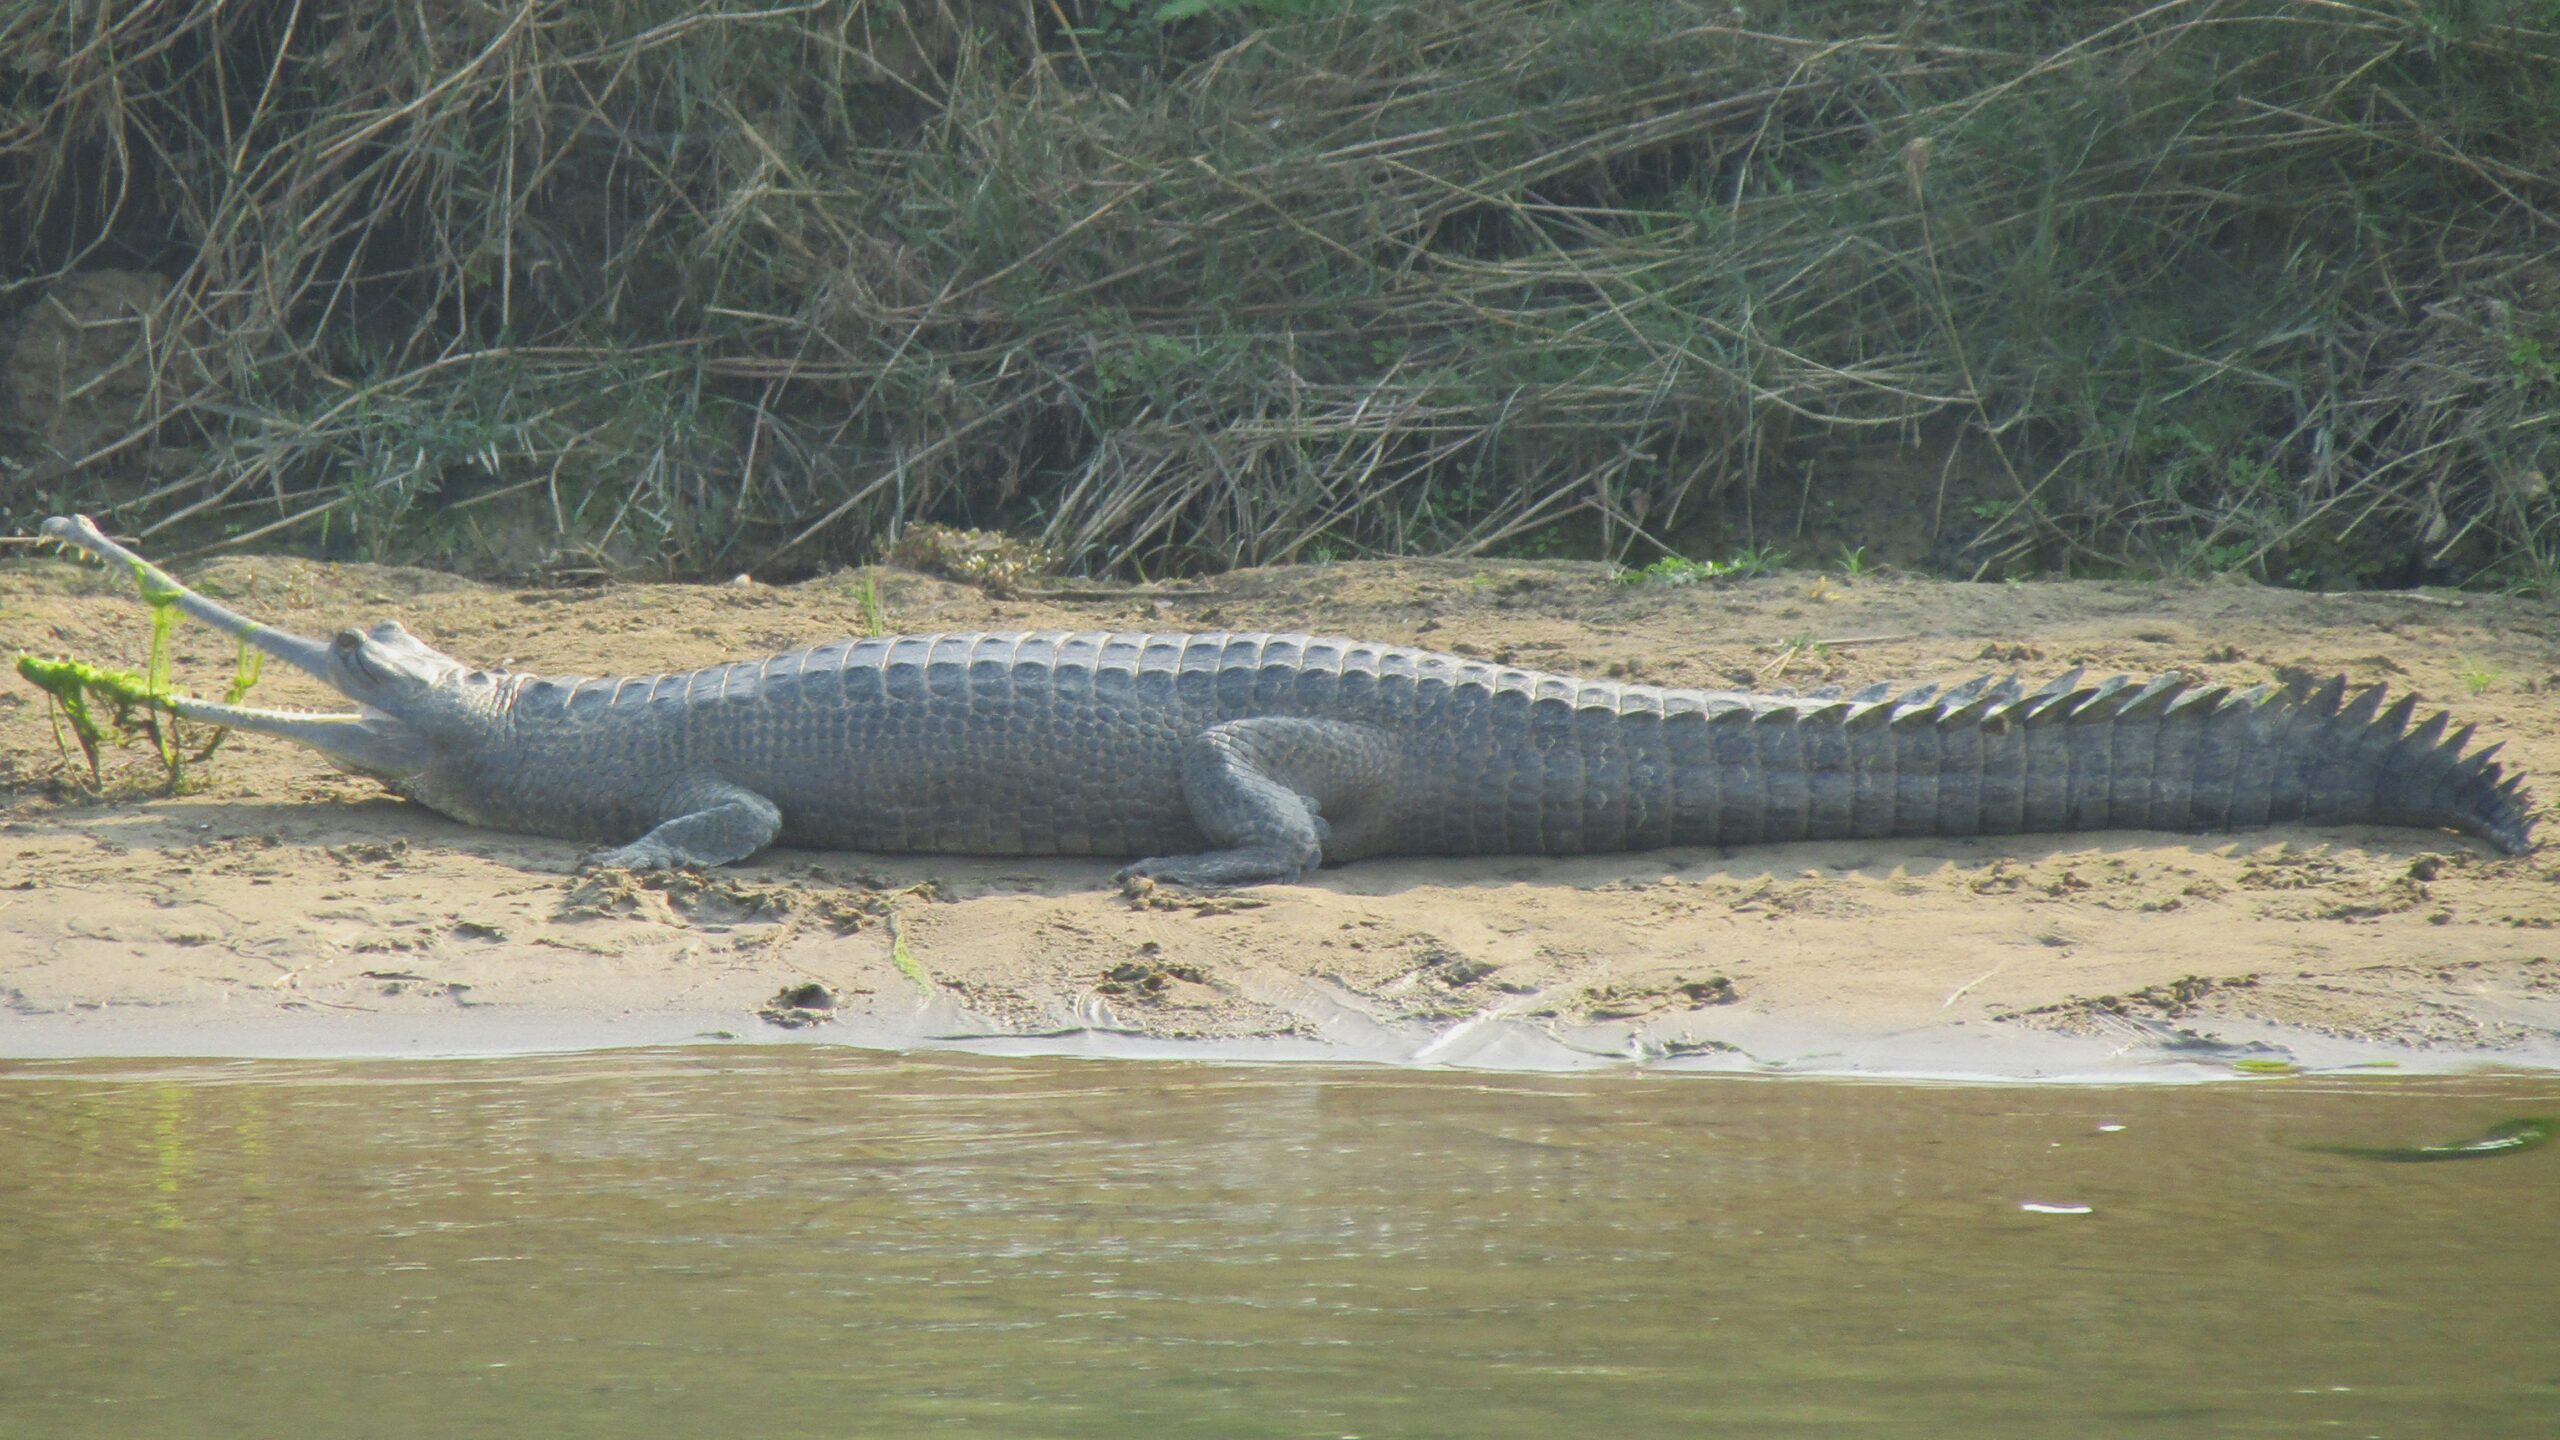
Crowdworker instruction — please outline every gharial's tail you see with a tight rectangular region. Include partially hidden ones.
[1697,669,2535,854]
[2175,673,2535,854]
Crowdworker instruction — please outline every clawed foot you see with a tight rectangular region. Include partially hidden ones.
[581,839,694,873]
[1114,860,1273,893]
[1115,842,1316,889]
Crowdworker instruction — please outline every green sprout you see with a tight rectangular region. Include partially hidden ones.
[856,574,890,639]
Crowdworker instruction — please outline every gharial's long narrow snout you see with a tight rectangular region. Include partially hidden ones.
[42,515,338,679]
[38,514,435,778]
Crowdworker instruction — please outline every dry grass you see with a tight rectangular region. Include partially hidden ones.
[0,0,2554,587]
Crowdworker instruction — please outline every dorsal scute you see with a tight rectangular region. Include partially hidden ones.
[2163,683,2227,717]
[2405,710,2451,750]
[2439,722,2479,759]
[2070,673,2139,719]
[2334,682,2387,730]
[2030,666,2087,700]
[2112,673,2188,720]
[1842,698,1896,729]
[1937,689,2006,726]
[1938,675,1995,707]
[2019,668,2088,723]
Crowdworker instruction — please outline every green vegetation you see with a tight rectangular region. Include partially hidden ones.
[855,575,890,640]
[888,923,929,989]
[15,654,169,781]
[2,1,2555,587]
[1613,547,1790,587]
[14,605,260,785]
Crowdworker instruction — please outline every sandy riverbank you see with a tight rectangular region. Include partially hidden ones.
[6,548,2558,1078]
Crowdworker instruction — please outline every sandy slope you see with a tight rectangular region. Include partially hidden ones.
[5,546,2558,1077]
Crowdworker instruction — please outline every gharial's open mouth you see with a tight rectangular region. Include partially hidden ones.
[39,514,433,777]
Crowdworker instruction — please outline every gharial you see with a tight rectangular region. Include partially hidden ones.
[29,514,2536,887]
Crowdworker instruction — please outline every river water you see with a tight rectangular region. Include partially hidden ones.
[1,1050,2552,1437]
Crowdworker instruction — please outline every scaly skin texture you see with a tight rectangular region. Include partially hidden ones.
[32,518,2539,885]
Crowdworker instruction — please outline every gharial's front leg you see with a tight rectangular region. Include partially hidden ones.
[1117,718,1398,887]
[585,781,782,871]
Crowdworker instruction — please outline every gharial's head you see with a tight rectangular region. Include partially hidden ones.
[37,515,509,786]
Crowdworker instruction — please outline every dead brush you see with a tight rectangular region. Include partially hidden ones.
[0,0,2553,589]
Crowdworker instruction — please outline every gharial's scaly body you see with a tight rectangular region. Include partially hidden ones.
[36,516,2536,885]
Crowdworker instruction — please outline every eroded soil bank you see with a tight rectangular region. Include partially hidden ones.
[5,550,2558,1078]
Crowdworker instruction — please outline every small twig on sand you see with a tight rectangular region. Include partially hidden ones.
[1943,959,2007,1009]
[1016,587,1217,602]
[2319,591,2464,608]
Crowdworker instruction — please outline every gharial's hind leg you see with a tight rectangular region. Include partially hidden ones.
[1116,718,1397,887]
[585,782,782,871]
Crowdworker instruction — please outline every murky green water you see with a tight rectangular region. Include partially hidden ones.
[1,1052,2553,1438]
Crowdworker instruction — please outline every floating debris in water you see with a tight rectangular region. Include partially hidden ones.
[2307,1117,2553,1164]
[2020,1202,2094,1215]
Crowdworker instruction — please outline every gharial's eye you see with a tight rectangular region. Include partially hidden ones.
[333,631,365,654]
